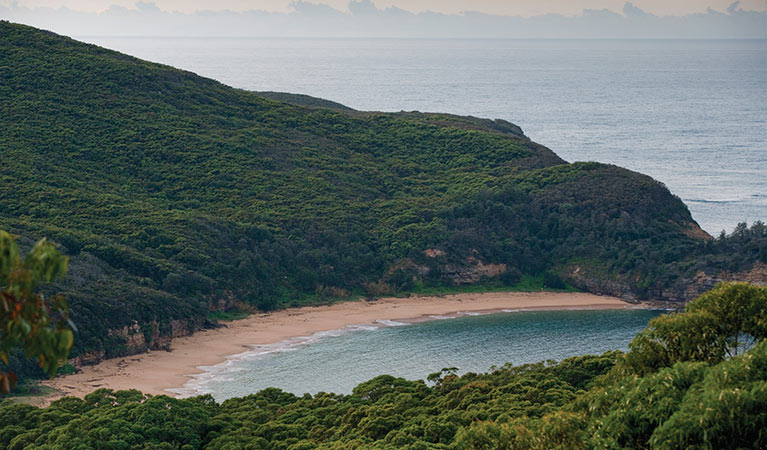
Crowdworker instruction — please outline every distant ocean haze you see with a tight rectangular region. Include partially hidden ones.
[81,37,767,234]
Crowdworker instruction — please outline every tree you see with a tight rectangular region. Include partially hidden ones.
[622,282,767,375]
[623,311,724,374]
[685,282,767,356]
[0,230,74,393]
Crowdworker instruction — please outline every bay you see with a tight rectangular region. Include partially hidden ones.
[176,309,663,400]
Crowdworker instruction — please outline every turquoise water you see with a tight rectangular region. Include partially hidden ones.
[173,309,663,400]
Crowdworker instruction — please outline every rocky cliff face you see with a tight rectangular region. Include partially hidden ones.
[568,263,767,304]
[68,319,198,366]
[443,258,508,285]
[69,293,245,366]
[567,266,641,302]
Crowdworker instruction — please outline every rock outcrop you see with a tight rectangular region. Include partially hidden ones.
[568,263,767,304]
[443,258,508,285]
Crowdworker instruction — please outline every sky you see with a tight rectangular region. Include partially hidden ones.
[5,0,767,16]
[2,0,766,37]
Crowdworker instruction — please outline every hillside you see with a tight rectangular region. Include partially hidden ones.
[0,21,764,362]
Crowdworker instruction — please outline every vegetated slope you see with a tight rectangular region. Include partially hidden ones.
[1,21,762,360]
[256,91,356,111]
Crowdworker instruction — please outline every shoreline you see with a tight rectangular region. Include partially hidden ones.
[39,291,641,406]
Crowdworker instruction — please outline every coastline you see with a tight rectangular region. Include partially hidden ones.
[39,291,639,405]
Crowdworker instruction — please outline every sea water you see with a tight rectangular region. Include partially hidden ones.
[79,38,767,235]
[170,309,663,400]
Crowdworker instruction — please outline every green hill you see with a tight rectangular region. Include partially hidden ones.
[0,21,764,360]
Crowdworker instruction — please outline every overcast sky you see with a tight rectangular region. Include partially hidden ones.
[6,0,767,16]
[3,0,766,38]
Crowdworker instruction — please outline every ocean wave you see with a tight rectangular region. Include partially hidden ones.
[428,314,458,320]
[684,198,743,204]
[376,319,409,327]
[348,324,381,331]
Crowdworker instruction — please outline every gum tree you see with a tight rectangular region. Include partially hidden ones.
[0,230,74,393]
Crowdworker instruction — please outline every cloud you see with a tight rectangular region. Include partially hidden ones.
[348,0,377,15]
[291,1,344,16]
[623,2,653,17]
[136,2,161,12]
[1,1,765,38]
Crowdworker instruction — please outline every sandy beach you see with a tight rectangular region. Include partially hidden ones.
[39,291,636,405]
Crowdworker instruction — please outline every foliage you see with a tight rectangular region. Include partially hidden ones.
[2,283,766,448]
[685,282,767,356]
[1,21,765,366]
[622,282,767,375]
[0,231,73,393]
[207,310,251,322]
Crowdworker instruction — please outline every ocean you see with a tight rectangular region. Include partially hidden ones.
[80,37,767,235]
[170,309,663,400]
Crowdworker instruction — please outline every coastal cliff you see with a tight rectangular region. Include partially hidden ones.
[568,262,767,303]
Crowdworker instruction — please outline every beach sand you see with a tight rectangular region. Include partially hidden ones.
[39,291,636,405]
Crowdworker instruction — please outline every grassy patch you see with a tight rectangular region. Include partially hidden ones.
[407,275,579,297]
[208,310,251,322]
[57,364,77,376]
[0,383,58,402]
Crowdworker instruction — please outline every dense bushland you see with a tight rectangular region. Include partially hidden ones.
[1,283,765,449]
[1,21,765,360]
